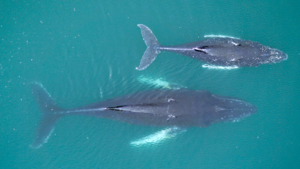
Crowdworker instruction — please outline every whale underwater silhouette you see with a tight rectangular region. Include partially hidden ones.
[136,24,288,70]
[30,83,256,148]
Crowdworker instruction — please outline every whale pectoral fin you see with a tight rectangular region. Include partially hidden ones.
[130,127,187,147]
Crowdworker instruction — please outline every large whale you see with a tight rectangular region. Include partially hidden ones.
[136,24,288,70]
[30,83,256,148]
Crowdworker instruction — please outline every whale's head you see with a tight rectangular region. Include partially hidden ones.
[203,94,257,124]
[198,38,288,67]
[229,39,288,66]
[260,47,288,64]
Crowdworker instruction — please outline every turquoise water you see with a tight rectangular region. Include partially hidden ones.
[1,0,300,168]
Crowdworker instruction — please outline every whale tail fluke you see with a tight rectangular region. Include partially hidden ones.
[136,24,161,70]
[30,83,64,148]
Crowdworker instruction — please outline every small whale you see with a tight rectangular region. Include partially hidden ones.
[136,24,288,70]
[30,83,256,148]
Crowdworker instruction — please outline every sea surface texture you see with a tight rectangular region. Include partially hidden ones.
[1,0,299,168]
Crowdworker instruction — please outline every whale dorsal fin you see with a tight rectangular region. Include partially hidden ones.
[107,103,166,114]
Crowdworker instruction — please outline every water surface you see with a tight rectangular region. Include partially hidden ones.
[1,0,300,168]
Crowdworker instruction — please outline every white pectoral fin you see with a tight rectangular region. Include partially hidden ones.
[130,127,187,147]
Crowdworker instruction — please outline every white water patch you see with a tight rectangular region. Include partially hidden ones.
[232,119,241,123]
[204,35,240,39]
[130,127,186,147]
[137,75,171,89]
[202,64,239,70]
[137,75,184,90]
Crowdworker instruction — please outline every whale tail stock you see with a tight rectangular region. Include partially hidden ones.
[136,24,161,70]
[30,83,64,148]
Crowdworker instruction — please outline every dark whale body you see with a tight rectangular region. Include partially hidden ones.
[136,24,288,70]
[30,83,256,148]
